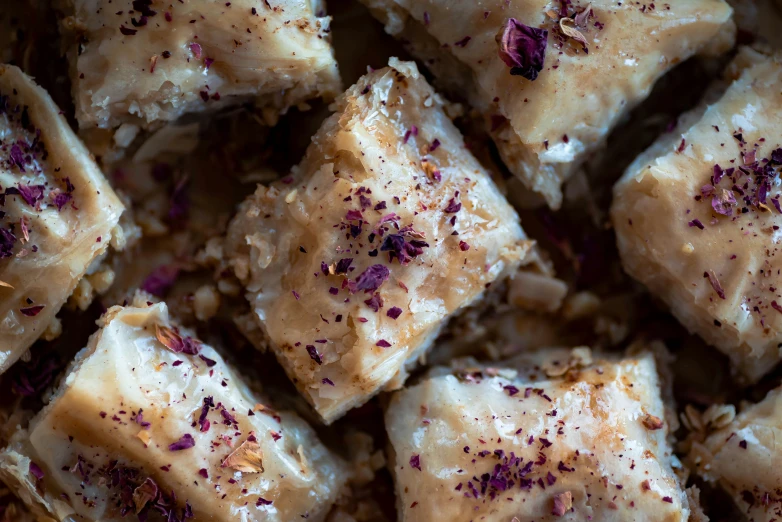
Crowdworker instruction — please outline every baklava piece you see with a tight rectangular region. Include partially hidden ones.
[385,347,688,521]
[224,59,533,423]
[688,387,782,521]
[612,50,782,382]
[55,0,341,133]
[0,65,124,374]
[0,299,348,522]
[360,0,734,208]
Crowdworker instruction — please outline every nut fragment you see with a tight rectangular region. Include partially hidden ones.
[559,18,588,47]
[642,414,664,430]
[193,285,221,321]
[701,403,736,429]
[221,439,264,473]
[136,430,152,447]
[132,478,158,514]
[552,491,573,516]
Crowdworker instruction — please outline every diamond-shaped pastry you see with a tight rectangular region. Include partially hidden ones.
[225,59,533,423]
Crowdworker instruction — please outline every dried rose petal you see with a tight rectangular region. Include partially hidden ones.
[306,345,322,365]
[29,462,44,480]
[454,36,471,47]
[133,0,157,17]
[0,228,16,258]
[9,144,26,171]
[496,18,548,81]
[17,184,44,207]
[409,454,422,471]
[444,197,462,213]
[335,258,353,274]
[712,188,736,216]
[141,264,179,297]
[11,354,59,397]
[52,191,72,211]
[155,324,201,355]
[688,219,704,230]
[20,305,44,317]
[345,209,363,221]
[713,164,724,184]
[504,385,520,396]
[222,439,264,473]
[132,477,159,513]
[704,270,726,300]
[380,232,429,265]
[198,396,214,426]
[199,354,217,367]
[364,292,384,312]
[134,409,151,429]
[354,264,390,293]
[169,434,195,451]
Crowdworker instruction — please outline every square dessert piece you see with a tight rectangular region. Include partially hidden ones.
[612,50,782,382]
[385,348,689,521]
[0,299,348,522]
[0,65,124,374]
[56,0,341,131]
[360,0,734,208]
[225,59,533,424]
[688,387,782,522]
